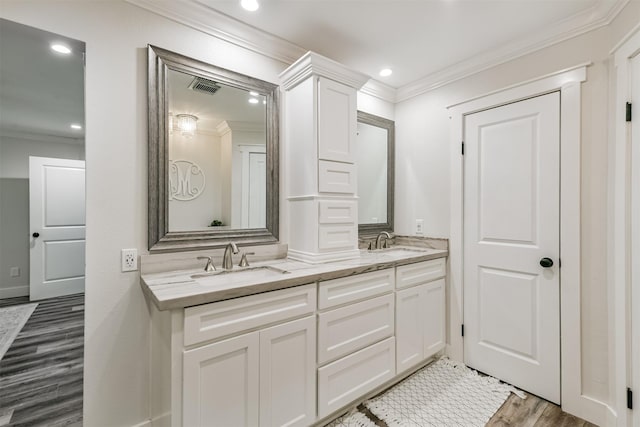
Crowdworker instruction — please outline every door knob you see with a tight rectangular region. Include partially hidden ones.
[540,257,554,268]
[32,232,40,238]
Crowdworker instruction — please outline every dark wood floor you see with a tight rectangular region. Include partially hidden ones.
[0,294,84,426]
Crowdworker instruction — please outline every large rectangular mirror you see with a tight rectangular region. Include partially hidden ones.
[356,111,394,235]
[148,45,279,252]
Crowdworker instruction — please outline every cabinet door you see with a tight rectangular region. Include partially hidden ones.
[183,332,259,427]
[396,286,425,373]
[423,278,446,358]
[317,77,356,163]
[259,316,316,427]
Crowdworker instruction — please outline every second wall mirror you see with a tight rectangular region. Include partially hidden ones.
[356,111,395,235]
[148,45,279,252]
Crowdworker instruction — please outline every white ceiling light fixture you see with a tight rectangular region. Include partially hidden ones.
[176,114,198,138]
[248,98,259,104]
[70,124,82,130]
[240,0,259,11]
[249,91,259,96]
[379,68,393,77]
[51,43,72,54]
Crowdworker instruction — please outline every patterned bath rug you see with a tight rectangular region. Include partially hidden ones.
[364,357,524,427]
[0,303,37,361]
[325,408,377,427]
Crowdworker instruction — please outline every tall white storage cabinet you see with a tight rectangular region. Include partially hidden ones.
[280,52,369,263]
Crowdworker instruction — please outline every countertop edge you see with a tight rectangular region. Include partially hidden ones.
[142,249,448,311]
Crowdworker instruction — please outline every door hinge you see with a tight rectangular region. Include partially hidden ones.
[461,141,465,155]
[627,103,632,122]
[628,388,633,410]
[461,324,465,337]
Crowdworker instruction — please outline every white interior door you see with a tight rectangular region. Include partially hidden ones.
[248,152,266,228]
[29,156,85,301]
[463,92,560,403]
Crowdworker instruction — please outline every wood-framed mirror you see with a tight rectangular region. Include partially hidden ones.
[148,45,279,252]
[356,111,394,236]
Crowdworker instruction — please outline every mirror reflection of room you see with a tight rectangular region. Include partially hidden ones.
[167,69,267,232]
[356,120,388,225]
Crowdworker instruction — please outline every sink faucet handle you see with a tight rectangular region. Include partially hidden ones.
[197,256,216,272]
[238,252,255,267]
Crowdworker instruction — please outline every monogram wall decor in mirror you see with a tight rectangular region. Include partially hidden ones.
[148,45,279,252]
[356,111,394,235]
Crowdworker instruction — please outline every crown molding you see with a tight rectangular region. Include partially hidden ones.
[126,0,306,65]
[279,51,370,91]
[396,0,630,102]
[360,79,397,103]
[0,129,83,145]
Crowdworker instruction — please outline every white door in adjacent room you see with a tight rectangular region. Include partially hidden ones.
[29,156,85,301]
[463,92,560,403]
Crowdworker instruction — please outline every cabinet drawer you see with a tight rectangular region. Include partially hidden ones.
[184,284,316,346]
[318,224,357,251]
[318,293,394,364]
[318,160,356,194]
[317,337,395,418]
[396,258,446,289]
[318,269,394,310]
[318,200,357,224]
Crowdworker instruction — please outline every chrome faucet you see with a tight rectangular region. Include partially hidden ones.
[197,256,216,272]
[222,242,239,269]
[375,231,391,250]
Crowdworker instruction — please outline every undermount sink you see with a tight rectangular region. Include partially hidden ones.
[191,265,290,281]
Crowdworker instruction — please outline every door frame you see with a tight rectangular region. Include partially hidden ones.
[610,24,640,427]
[447,65,600,423]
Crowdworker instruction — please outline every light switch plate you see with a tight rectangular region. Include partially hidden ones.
[9,267,20,277]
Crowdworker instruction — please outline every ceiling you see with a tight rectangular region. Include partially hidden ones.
[169,69,266,133]
[0,18,85,142]
[196,0,621,89]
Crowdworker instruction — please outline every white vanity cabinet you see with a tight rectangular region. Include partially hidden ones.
[177,284,317,427]
[395,259,447,374]
[148,255,448,426]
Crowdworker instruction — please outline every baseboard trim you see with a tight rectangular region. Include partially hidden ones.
[0,286,28,299]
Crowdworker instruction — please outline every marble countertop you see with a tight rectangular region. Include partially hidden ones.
[140,246,448,311]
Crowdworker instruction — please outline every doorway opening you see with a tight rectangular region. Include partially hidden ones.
[0,18,86,425]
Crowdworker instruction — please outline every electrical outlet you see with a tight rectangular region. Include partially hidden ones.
[121,249,138,272]
[9,267,20,277]
[415,219,424,235]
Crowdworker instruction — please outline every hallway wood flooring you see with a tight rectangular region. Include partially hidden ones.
[0,294,84,427]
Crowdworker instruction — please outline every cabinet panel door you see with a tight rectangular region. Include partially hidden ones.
[423,278,446,358]
[259,316,316,427]
[183,332,259,427]
[396,286,425,373]
[318,77,356,163]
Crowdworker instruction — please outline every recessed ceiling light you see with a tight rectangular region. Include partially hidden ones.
[263,100,266,105]
[248,98,259,104]
[379,68,393,77]
[70,124,82,130]
[249,91,259,96]
[240,0,259,11]
[51,44,72,54]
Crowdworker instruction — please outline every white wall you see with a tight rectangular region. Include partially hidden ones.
[0,135,84,297]
[168,131,222,231]
[394,1,640,406]
[0,2,286,425]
